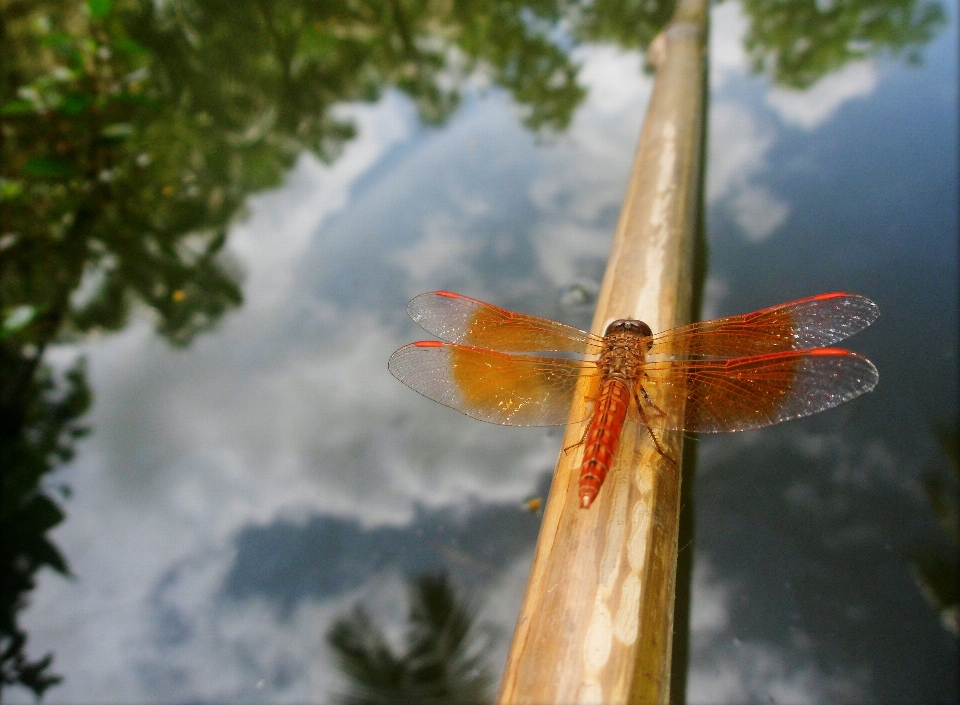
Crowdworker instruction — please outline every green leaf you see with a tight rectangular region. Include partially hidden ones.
[114,38,146,55]
[21,156,74,178]
[88,0,112,19]
[0,179,24,199]
[0,99,35,115]
[1,305,38,338]
[41,30,74,51]
[21,494,67,535]
[101,122,135,139]
[32,535,71,575]
[60,91,91,116]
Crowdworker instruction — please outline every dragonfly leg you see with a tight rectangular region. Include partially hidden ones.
[640,384,668,418]
[563,423,590,455]
[562,394,596,455]
[633,389,675,465]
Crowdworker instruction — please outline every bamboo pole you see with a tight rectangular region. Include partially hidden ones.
[496,0,709,702]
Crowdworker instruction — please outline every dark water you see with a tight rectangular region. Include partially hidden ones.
[2,0,956,702]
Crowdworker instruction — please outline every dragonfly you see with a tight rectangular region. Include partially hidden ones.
[388,291,879,509]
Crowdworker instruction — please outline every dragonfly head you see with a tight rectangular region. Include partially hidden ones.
[604,319,653,349]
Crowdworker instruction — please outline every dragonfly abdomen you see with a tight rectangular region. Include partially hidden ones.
[579,378,631,508]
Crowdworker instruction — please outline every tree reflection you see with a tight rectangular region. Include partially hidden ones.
[0,0,587,696]
[327,573,491,705]
[0,0,947,697]
[911,424,959,635]
[736,0,946,89]
[0,358,89,697]
[574,0,678,52]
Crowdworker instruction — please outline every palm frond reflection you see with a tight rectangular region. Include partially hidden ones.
[327,573,491,705]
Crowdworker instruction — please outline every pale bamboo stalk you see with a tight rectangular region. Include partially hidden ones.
[496,0,709,702]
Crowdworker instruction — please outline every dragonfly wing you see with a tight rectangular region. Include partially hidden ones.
[388,341,598,426]
[649,293,879,358]
[645,348,878,433]
[407,291,605,355]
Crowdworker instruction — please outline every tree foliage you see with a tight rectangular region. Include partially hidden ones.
[736,0,946,89]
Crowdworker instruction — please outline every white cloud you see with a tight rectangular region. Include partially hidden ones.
[709,1,751,88]
[688,556,869,704]
[707,3,792,242]
[707,101,790,241]
[478,552,537,691]
[690,557,733,636]
[575,44,649,115]
[705,1,883,243]
[700,276,731,321]
[767,61,878,130]
[529,44,653,289]
[707,102,772,205]
[390,217,479,286]
[731,184,791,242]
[227,93,415,316]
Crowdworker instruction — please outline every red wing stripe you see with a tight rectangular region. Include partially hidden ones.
[644,349,878,433]
[413,340,444,347]
[647,293,879,358]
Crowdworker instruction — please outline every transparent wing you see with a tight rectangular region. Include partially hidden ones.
[407,291,605,355]
[644,348,878,433]
[388,341,599,426]
[649,293,879,358]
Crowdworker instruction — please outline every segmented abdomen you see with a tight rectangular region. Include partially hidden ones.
[579,378,631,508]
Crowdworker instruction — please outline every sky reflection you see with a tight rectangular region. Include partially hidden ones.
[10,0,958,702]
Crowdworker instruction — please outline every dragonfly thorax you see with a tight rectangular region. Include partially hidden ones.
[598,319,654,383]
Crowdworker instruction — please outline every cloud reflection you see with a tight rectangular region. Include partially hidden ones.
[688,555,870,704]
[19,45,651,700]
[767,61,879,129]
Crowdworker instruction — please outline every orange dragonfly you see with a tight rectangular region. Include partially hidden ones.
[388,291,879,509]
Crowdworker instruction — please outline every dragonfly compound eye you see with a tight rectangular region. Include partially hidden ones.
[604,319,653,339]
